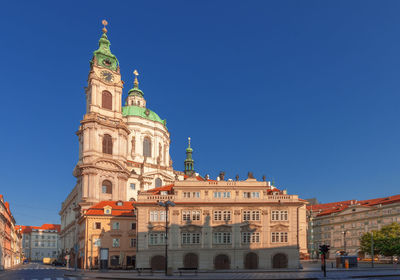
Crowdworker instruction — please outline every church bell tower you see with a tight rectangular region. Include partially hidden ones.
[74,20,130,209]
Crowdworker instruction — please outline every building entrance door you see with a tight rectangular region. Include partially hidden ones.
[244,252,258,269]
[183,253,198,268]
[150,255,165,270]
[272,253,288,268]
[214,254,230,269]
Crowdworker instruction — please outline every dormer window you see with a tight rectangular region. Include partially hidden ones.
[160,191,168,195]
[116,201,123,206]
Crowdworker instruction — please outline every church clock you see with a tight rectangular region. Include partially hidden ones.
[100,70,114,82]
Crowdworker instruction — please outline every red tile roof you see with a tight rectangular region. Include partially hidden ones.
[16,224,61,233]
[308,194,400,217]
[85,201,135,217]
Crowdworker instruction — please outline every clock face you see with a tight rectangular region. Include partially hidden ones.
[101,71,114,82]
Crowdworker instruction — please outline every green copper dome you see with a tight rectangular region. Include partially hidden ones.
[122,105,167,127]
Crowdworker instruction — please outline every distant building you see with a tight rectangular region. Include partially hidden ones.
[0,194,22,269]
[307,195,400,258]
[77,201,136,269]
[17,224,61,261]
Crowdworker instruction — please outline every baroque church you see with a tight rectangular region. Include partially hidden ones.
[59,21,185,252]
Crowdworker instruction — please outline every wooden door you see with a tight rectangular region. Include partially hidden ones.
[272,253,288,268]
[214,254,230,269]
[244,252,258,269]
[184,253,198,268]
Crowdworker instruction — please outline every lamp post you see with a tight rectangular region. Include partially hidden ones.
[158,200,175,276]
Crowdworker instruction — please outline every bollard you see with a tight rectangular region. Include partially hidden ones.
[345,259,349,269]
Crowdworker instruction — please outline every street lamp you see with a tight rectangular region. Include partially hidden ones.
[158,200,175,276]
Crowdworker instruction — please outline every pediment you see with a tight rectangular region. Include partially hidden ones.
[213,224,232,232]
[270,223,289,231]
[240,223,262,232]
[180,224,202,232]
[148,223,164,231]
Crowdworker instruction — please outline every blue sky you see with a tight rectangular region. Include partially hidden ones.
[1,1,399,226]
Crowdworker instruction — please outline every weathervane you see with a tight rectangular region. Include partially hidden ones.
[102,19,108,34]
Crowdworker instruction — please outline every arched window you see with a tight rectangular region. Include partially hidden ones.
[155,178,162,188]
[102,91,112,110]
[143,137,152,157]
[102,180,112,194]
[102,134,113,155]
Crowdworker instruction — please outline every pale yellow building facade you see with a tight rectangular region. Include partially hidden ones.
[77,201,136,269]
[135,177,308,270]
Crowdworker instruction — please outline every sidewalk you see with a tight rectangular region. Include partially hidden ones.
[65,268,400,280]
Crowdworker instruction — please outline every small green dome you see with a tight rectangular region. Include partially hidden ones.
[122,105,167,127]
[127,88,144,97]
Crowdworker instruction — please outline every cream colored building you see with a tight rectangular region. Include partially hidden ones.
[60,22,182,256]
[135,165,308,270]
[77,201,136,269]
[308,195,400,258]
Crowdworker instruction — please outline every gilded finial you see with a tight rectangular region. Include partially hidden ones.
[102,19,108,34]
[133,69,139,87]
[188,137,191,147]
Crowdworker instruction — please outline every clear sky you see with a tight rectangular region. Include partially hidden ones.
[1,1,399,226]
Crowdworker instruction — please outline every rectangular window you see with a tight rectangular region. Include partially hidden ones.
[243,192,251,198]
[130,238,136,248]
[150,211,158,222]
[251,210,260,221]
[223,211,231,221]
[112,222,120,230]
[181,233,201,244]
[214,210,222,221]
[251,192,260,198]
[214,192,221,198]
[271,232,288,243]
[182,210,191,221]
[112,238,120,248]
[193,192,200,198]
[95,222,101,229]
[130,183,135,190]
[223,192,231,198]
[271,210,288,221]
[241,232,260,243]
[243,210,251,221]
[192,210,201,221]
[213,232,232,244]
[183,192,191,198]
[131,223,136,230]
[149,233,166,245]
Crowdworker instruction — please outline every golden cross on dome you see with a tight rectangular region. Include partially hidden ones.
[133,69,139,86]
[188,137,191,146]
[102,19,108,34]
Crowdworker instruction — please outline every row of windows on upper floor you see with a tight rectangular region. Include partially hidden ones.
[92,221,136,231]
[148,231,289,245]
[149,210,289,222]
[178,191,265,199]
[101,178,163,195]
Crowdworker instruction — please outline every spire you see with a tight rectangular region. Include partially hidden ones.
[91,19,119,71]
[128,69,144,97]
[184,137,195,176]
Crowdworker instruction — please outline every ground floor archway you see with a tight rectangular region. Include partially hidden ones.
[244,252,258,269]
[183,253,198,268]
[272,253,288,268]
[150,255,165,270]
[214,254,230,269]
